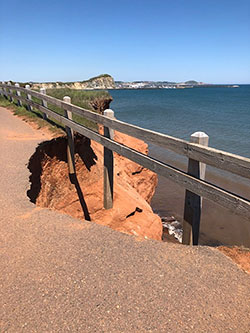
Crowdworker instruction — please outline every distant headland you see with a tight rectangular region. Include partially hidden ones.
[10,74,239,90]
[29,74,115,90]
[115,79,240,89]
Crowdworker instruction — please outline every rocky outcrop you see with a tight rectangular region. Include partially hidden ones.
[31,74,115,90]
[27,132,162,241]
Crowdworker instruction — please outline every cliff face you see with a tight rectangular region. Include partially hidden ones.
[27,133,162,241]
[31,74,115,90]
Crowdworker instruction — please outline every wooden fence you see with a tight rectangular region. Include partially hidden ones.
[1,81,250,245]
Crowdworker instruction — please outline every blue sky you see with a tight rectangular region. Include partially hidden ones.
[0,0,249,83]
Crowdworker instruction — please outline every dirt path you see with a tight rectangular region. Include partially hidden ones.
[0,106,249,332]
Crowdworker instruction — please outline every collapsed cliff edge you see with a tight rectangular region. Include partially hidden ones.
[27,129,163,241]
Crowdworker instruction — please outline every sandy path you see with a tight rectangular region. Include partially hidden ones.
[0,106,249,332]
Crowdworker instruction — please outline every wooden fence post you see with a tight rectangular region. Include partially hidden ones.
[103,109,114,209]
[63,96,75,174]
[7,82,14,102]
[25,84,33,111]
[15,83,22,106]
[0,82,3,96]
[1,82,7,98]
[39,88,48,120]
[182,131,209,245]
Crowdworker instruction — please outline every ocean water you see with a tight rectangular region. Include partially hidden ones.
[109,86,250,157]
[109,86,250,247]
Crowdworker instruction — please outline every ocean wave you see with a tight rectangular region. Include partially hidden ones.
[162,217,183,243]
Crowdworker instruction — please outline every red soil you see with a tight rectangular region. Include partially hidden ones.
[218,246,250,273]
[27,132,163,240]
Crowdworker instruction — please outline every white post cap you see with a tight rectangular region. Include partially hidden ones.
[191,131,209,145]
[104,109,114,118]
[63,96,71,103]
[40,87,46,94]
[191,131,209,138]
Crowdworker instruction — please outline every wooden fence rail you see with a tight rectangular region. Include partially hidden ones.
[0,82,249,245]
[2,83,250,180]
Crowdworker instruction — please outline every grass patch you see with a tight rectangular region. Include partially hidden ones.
[0,96,13,107]
[46,88,110,108]
[46,88,110,130]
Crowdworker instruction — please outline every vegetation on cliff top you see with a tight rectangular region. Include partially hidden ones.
[46,88,110,109]
[78,74,112,84]
[46,88,112,129]
[184,80,199,85]
[52,74,113,86]
[6,74,114,87]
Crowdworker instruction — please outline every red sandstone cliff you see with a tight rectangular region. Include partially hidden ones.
[28,132,162,240]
